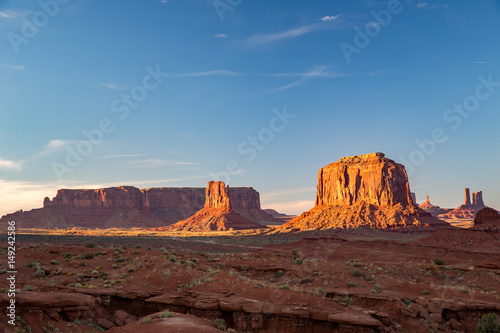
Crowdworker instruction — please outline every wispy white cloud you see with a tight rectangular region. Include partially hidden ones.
[1,63,25,70]
[171,70,241,77]
[35,140,77,158]
[128,159,196,168]
[271,66,348,91]
[0,10,30,19]
[214,33,227,39]
[245,25,316,46]
[0,158,22,171]
[321,15,341,22]
[99,153,147,159]
[97,82,127,90]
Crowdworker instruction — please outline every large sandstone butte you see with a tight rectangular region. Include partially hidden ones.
[168,181,269,232]
[1,185,278,229]
[281,153,448,230]
[442,188,487,219]
[419,195,451,218]
[474,207,500,231]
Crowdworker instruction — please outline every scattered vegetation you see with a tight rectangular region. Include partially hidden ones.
[421,290,429,295]
[294,258,304,265]
[352,269,363,277]
[159,310,173,318]
[141,317,152,324]
[84,240,97,248]
[476,313,500,333]
[347,282,357,288]
[213,318,227,331]
[433,257,445,266]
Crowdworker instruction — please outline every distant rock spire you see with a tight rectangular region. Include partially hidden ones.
[464,188,471,206]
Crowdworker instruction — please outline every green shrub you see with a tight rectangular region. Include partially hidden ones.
[159,310,173,318]
[133,244,142,249]
[421,290,429,295]
[459,289,469,294]
[50,260,59,265]
[476,313,500,333]
[371,285,383,293]
[315,287,326,297]
[278,285,290,290]
[433,257,445,266]
[347,282,357,288]
[82,252,94,260]
[213,318,227,331]
[294,258,304,265]
[300,277,312,284]
[240,265,249,271]
[352,270,362,277]
[276,270,285,278]
[23,285,36,291]
[340,296,353,307]
[0,269,7,274]
[141,317,152,324]
[84,241,97,248]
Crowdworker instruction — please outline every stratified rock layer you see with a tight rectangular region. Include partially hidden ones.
[1,184,277,229]
[281,153,448,230]
[168,181,269,232]
[474,208,500,231]
[442,188,488,219]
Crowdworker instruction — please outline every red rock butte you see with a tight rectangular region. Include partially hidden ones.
[442,188,487,219]
[1,184,278,229]
[419,195,451,218]
[167,181,270,232]
[281,153,448,230]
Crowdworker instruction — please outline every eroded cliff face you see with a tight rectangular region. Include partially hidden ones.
[315,153,413,207]
[473,208,500,231]
[281,153,448,231]
[168,181,270,232]
[0,184,274,229]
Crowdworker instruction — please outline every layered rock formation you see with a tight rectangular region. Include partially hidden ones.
[473,208,500,231]
[281,153,448,230]
[419,195,451,218]
[442,188,487,219]
[1,184,277,229]
[168,181,269,232]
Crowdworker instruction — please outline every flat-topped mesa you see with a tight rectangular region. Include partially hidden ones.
[281,153,448,231]
[474,208,500,231]
[315,152,413,207]
[44,186,150,215]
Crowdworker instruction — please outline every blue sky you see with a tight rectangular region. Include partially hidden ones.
[0,0,499,215]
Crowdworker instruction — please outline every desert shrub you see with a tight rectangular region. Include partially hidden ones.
[240,265,249,271]
[294,258,304,265]
[433,257,445,266]
[291,249,299,256]
[459,289,469,294]
[141,317,152,324]
[213,318,227,331]
[94,251,107,256]
[352,262,363,267]
[84,241,97,248]
[23,285,36,291]
[347,282,357,288]
[82,252,94,260]
[115,256,125,263]
[184,260,196,267]
[91,270,99,275]
[421,290,429,295]
[300,277,312,284]
[278,285,290,290]
[133,244,142,249]
[476,313,500,333]
[77,274,84,282]
[159,310,173,318]
[34,269,45,277]
[0,269,7,274]
[340,296,353,307]
[352,270,362,277]
[168,255,177,262]
[227,329,236,333]
[315,287,326,297]
[371,285,383,293]
[99,271,108,278]
[276,270,285,278]
[50,260,59,265]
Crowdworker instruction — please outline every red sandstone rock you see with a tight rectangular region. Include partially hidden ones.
[419,195,451,218]
[281,153,448,230]
[442,188,488,219]
[474,207,500,231]
[1,184,277,229]
[168,181,269,232]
